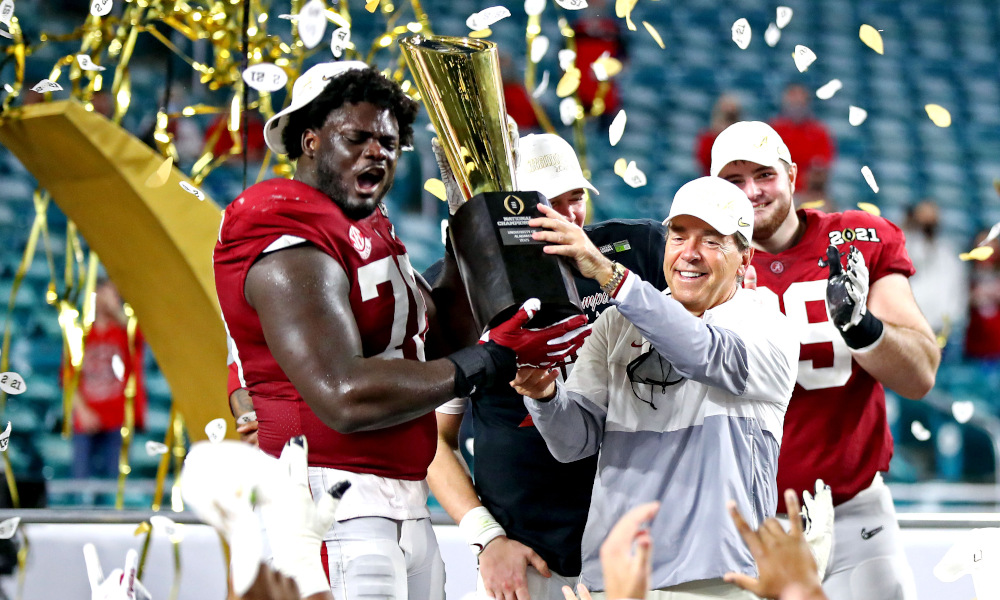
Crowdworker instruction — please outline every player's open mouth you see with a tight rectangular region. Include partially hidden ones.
[356,167,386,194]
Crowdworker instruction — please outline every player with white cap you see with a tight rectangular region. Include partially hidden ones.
[515,175,799,598]
[425,133,669,600]
[711,121,939,600]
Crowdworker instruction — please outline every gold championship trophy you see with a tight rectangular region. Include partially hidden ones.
[400,35,582,330]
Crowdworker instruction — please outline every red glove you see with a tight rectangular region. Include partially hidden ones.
[480,299,592,369]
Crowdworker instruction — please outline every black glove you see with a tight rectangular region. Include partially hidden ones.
[824,245,883,349]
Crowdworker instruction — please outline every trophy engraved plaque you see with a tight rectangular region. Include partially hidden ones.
[400,35,582,331]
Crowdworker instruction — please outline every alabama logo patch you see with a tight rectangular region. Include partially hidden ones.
[349,225,372,259]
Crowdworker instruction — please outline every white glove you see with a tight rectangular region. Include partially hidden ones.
[84,545,152,600]
[801,479,834,580]
[260,436,349,599]
[825,245,870,331]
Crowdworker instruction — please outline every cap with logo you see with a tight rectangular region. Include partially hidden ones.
[263,61,371,156]
[515,133,599,200]
[664,176,754,243]
[709,120,793,177]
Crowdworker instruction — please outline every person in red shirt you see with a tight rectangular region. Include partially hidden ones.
[770,84,835,195]
[72,279,146,479]
[712,121,939,600]
[694,93,743,176]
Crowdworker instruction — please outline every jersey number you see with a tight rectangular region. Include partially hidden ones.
[357,255,426,360]
[756,280,852,390]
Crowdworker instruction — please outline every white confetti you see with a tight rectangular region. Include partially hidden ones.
[330,26,351,58]
[0,517,18,540]
[623,161,647,188]
[776,6,793,29]
[75,55,106,72]
[555,0,587,9]
[0,372,25,395]
[559,97,578,126]
[911,420,931,441]
[980,220,1000,246]
[557,49,576,71]
[861,165,879,193]
[466,6,510,31]
[277,13,296,20]
[816,79,843,100]
[530,35,549,64]
[90,0,111,16]
[524,0,545,16]
[792,45,817,72]
[30,79,62,93]
[952,401,975,424]
[205,418,227,443]
[731,18,751,50]
[0,422,9,452]
[0,29,11,39]
[242,63,288,93]
[764,23,781,47]
[180,181,206,201]
[150,515,184,542]
[848,105,868,126]
[111,354,125,382]
[145,440,169,456]
[297,0,327,50]
[532,70,550,98]
[0,0,14,26]
[609,110,626,146]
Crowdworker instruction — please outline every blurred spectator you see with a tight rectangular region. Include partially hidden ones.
[770,83,835,195]
[572,0,626,125]
[500,51,539,132]
[904,199,969,339]
[964,230,1000,365]
[694,93,743,175]
[205,110,267,163]
[71,279,147,479]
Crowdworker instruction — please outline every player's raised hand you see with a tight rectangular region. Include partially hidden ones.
[83,545,152,600]
[824,245,870,332]
[600,502,658,600]
[529,205,615,283]
[482,299,591,369]
[478,536,551,600]
[724,490,826,600]
[561,583,594,600]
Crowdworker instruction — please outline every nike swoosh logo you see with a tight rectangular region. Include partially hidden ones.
[631,341,643,348]
[738,218,750,227]
[861,526,883,540]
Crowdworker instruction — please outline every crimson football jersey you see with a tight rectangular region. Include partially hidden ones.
[752,209,915,509]
[214,178,435,480]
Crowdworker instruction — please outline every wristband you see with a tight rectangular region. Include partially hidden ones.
[447,342,516,398]
[236,411,257,426]
[459,506,506,557]
[840,311,884,351]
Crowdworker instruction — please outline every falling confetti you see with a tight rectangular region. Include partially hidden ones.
[609,110,626,146]
[297,0,327,49]
[111,354,125,381]
[952,401,974,424]
[242,63,288,93]
[643,21,665,49]
[911,420,931,441]
[799,200,826,210]
[613,158,628,177]
[592,52,622,81]
[980,220,1000,246]
[557,49,576,71]
[623,161,647,188]
[617,0,638,31]
[76,55,106,72]
[0,517,18,540]
[555,0,587,9]
[925,104,952,128]
[848,106,868,126]
[424,179,447,201]
[0,422,9,452]
[180,181,206,200]
[776,6,793,29]
[860,166,879,193]
[556,67,581,98]
[764,23,781,47]
[469,28,492,39]
[365,0,379,12]
[524,0,545,16]
[145,156,173,188]
[859,24,884,54]
[0,0,13,26]
[816,79,842,100]
[466,6,510,31]
[205,418,227,443]
[731,18,751,50]
[30,79,63,93]
[856,202,881,216]
[960,246,995,262]
[145,440,169,456]
[90,0,111,16]
[532,71,550,98]
[530,36,549,63]
[792,45,817,72]
[559,97,579,126]
[0,372,25,395]
[330,27,351,59]
[150,515,184,542]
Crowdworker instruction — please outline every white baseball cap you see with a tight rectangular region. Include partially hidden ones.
[264,61,371,155]
[709,120,793,177]
[516,134,598,200]
[665,176,754,243]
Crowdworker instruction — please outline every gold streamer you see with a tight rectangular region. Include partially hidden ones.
[115,306,139,509]
[134,521,153,581]
[150,404,176,512]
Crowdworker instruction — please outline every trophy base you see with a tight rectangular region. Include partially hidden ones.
[449,191,583,333]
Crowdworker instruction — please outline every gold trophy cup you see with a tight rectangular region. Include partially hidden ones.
[400,35,582,330]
